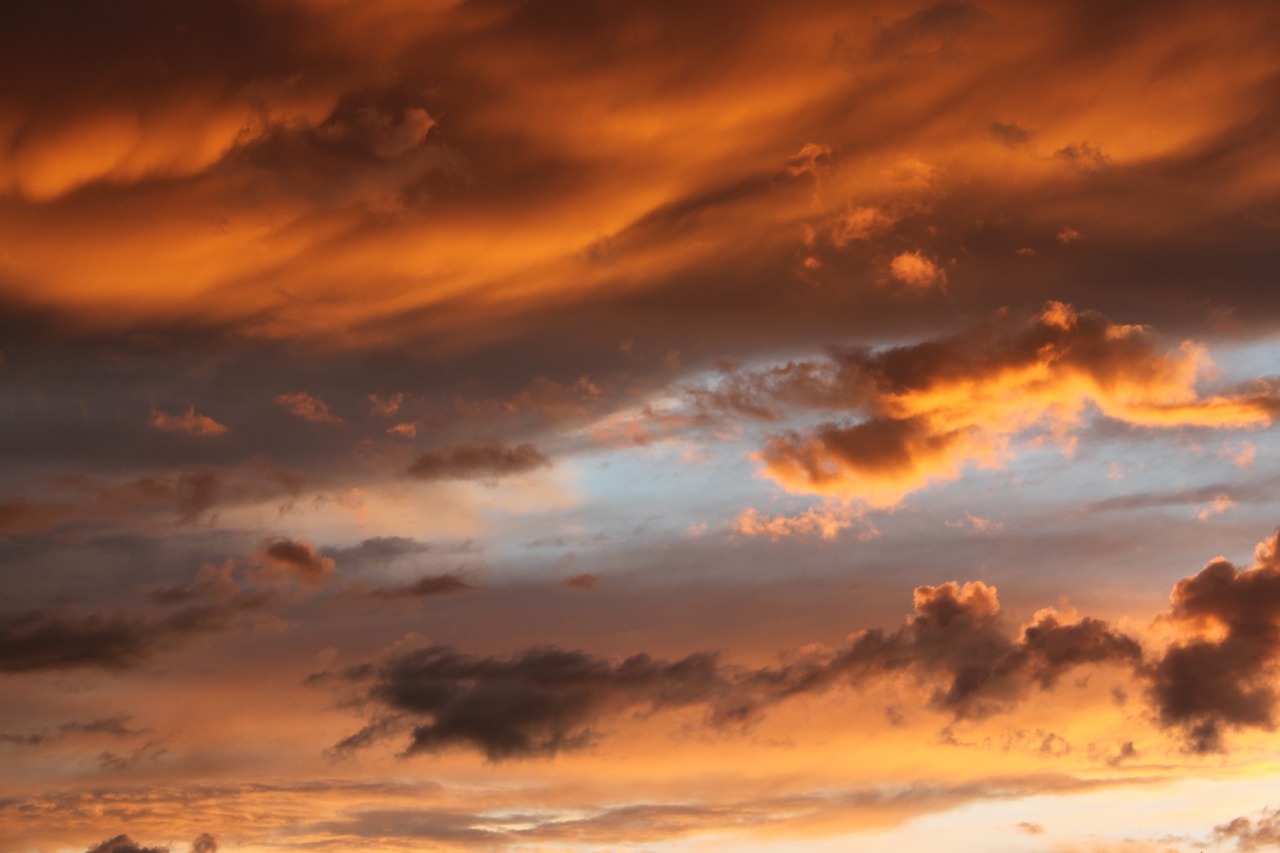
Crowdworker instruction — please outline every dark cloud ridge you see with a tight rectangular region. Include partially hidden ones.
[330,530,1280,760]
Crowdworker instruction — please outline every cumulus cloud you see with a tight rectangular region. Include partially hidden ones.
[84,836,167,853]
[327,530,1280,760]
[349,573,473,600]
[331,578,1143,760]
[733,502,869,541]
[0,539,334,672]
[147,406,227,436]
[0,604,242,672]
[1144,531,1280,752]
[259,536,336,586]
[747,303,1278,504]
[1215,806,1280,850]
[407,442,550,482]
[990,121,1032,147]
[888,251,947,290]
[82,835,215,853]
[275,392,343,424]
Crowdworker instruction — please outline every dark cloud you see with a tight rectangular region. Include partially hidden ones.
[259,536,336,586]
[989,121,1032,147]
[340,645,730,760]
[2,715,143,746]
[334,578,1143,760]
[406,442,550,482]
[1,555,279,671]
[564,573,600,591]
[732,303,1279,503]
[0,608,214,672]
[1215,806,1280,850]
[81,835,215,853]
[872,2,991,59]
[0,500,75,534]
[190,834,217,853]
[1144,533,1280,752]
[331,534,1280,760]
[83,835,167,853]
[350,573,474,600]
[322,536,478,566]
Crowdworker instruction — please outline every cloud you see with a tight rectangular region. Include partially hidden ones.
[1215,806,1280,850]
[258,537,336,586]
[564,573,599,591]
[349,573,473,600]
[190,834,218,853]
[872,2,990,59]
[82,835,215,853]
[275,392,343,424]
[1144,531,1280,752]
[749,303,1278,504]
[321,536,476,566]
[888,251,947,290]
[147,406,228,436]
[331,531,1280,760]
[0,607,230,672]
[733,502,870,541]
[990,122,1032,148]
[0,547,307,672]
[84,836,167,853]
[406,442,550,482]
[0,500,76,534]
[336,645,731,760]
[333,577,1144,760]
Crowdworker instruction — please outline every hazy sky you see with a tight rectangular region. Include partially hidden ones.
[4,2,1280,852]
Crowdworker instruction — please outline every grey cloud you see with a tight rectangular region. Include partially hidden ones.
[333,578,1143,760]
[407,442,550,482]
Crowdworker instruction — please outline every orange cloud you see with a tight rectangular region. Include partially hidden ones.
[753,303,1277,504]
[888,251,947,290]
[274,392,342,424]
[147,406,227,436]
[733,502,872,541]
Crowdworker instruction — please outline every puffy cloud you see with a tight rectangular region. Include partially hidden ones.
[259,536,336,586]
[190,835,217,853]
[333,578,1144,760]
[0,603,240,672]
[330,532,1280,760]
[348,573,473,600]
[81,835,215,853]
[337,646,730,760]
[1215,806,1280,850]
[1145,531,1280,752]
[407,442,550,482]
[275,392,343,424]
[989,121,1032,148]
[84,836,167,853]
[888,251,947,290]
[751,303,1278,504]
[0,500,75,534]
[733,502,870,541]
[147,406,228,436]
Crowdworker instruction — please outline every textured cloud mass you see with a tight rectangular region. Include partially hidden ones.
[749,303,1278,504]
[5,1,1280,852]
[406,442,551,482]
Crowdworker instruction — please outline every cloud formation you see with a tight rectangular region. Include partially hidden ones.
[747,303,1278,504]
[333,576,1145,760]
[147,406,228,437]
[407,442,550,482]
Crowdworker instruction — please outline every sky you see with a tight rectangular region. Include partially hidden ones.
[3,1,1280,851]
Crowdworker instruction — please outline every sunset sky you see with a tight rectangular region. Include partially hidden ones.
[4,2,1280,852]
